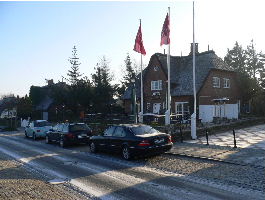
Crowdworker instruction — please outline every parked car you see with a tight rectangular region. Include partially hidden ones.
[25,120,52,140]
[89,124,173,160]
[46,123,92,147]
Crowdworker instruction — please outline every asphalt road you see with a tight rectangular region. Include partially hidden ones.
[0,131,263,200]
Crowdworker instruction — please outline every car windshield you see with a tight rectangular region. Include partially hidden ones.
[130,125,158,135]
[34,121,51,127]
[69,124,90,132]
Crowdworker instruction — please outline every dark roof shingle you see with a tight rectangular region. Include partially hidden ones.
[123,51,233,99]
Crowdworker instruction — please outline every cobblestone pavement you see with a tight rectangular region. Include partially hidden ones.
[169,124,265,168]
[0,153,91,200]
[187,124,265,150]
[137,153,265,194]
[169,143,265,168]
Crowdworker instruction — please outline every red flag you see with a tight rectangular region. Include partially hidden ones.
[133,22,146,55]
[160,13,170,46]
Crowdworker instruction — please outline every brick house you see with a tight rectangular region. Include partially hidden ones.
[0,96,17,119]
[122,44,241,123]
[33,80,67,121]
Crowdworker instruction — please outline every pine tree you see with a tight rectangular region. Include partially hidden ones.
[117,54,137,97]
[92,56,113,88]
[225,41,265,116]
[245,40,263,79]
[224,41,246,73]
[258,52,265,89]
[67,46,82,86]
[92,56,114,113]
[122,54,136,88]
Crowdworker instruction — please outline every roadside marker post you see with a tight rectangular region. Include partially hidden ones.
[205,129,209,145]
[233,129,237,148]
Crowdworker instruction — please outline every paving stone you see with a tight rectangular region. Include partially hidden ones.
[0,153,89,200]
[170,125,265,168]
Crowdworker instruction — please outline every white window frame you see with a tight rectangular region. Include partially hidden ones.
[175,102,190,119]
[213,77,220,88]
[223,78,230,88]
[153,103,161,114]
[151,80,162,90]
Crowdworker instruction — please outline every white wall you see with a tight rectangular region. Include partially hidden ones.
[21,119,29,128]
[199,104,238,123]
[199,105,214,122]
[225,104,239,119]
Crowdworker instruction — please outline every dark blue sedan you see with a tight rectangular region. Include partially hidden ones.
[46,123,92,147]
[90,124,173,160]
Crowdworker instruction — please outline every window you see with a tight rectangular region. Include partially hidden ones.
[113,127,126,137]
[213,77,220,88]
[151,80,162,90]
[223,78,230,88]
[104,126,116,136]
[130,125,158,135]
[34,121,50,127]
[175,102,190,120]
[53,124,59,131]
[57,124,63,132]
[62,124,68,132]
[70,124,90,132]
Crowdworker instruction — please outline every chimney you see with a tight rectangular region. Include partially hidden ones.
[48,79,54,86]
[190,43,199,55]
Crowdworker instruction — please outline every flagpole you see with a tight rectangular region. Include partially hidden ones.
[191,1,197,139]
[140,20,144,123]
[165,7,171,125]
[133,19,146,123]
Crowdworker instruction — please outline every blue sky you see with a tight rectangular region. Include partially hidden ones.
[0,1,264,97]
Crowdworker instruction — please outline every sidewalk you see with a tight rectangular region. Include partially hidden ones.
[187,124,265,150]
[169,124,265,168]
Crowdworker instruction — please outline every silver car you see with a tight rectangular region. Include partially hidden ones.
[25,120,52,140]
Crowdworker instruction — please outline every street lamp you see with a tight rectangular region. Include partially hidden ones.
[131,78,137,124]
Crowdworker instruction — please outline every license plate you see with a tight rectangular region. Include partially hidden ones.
[78,135,87,138]
[154,138,165,144]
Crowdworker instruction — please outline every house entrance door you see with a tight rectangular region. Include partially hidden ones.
[153,103,161,114]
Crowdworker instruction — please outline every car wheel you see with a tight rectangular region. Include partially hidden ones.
[90,142,97,153]
[122,146,131,160]
[59,138,66,148]
[33,133,36,140]
[25,131,28,138]
[45,136,51,144]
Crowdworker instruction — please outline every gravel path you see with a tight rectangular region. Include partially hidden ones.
[0,153,93,200]
[134,153,265,193]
